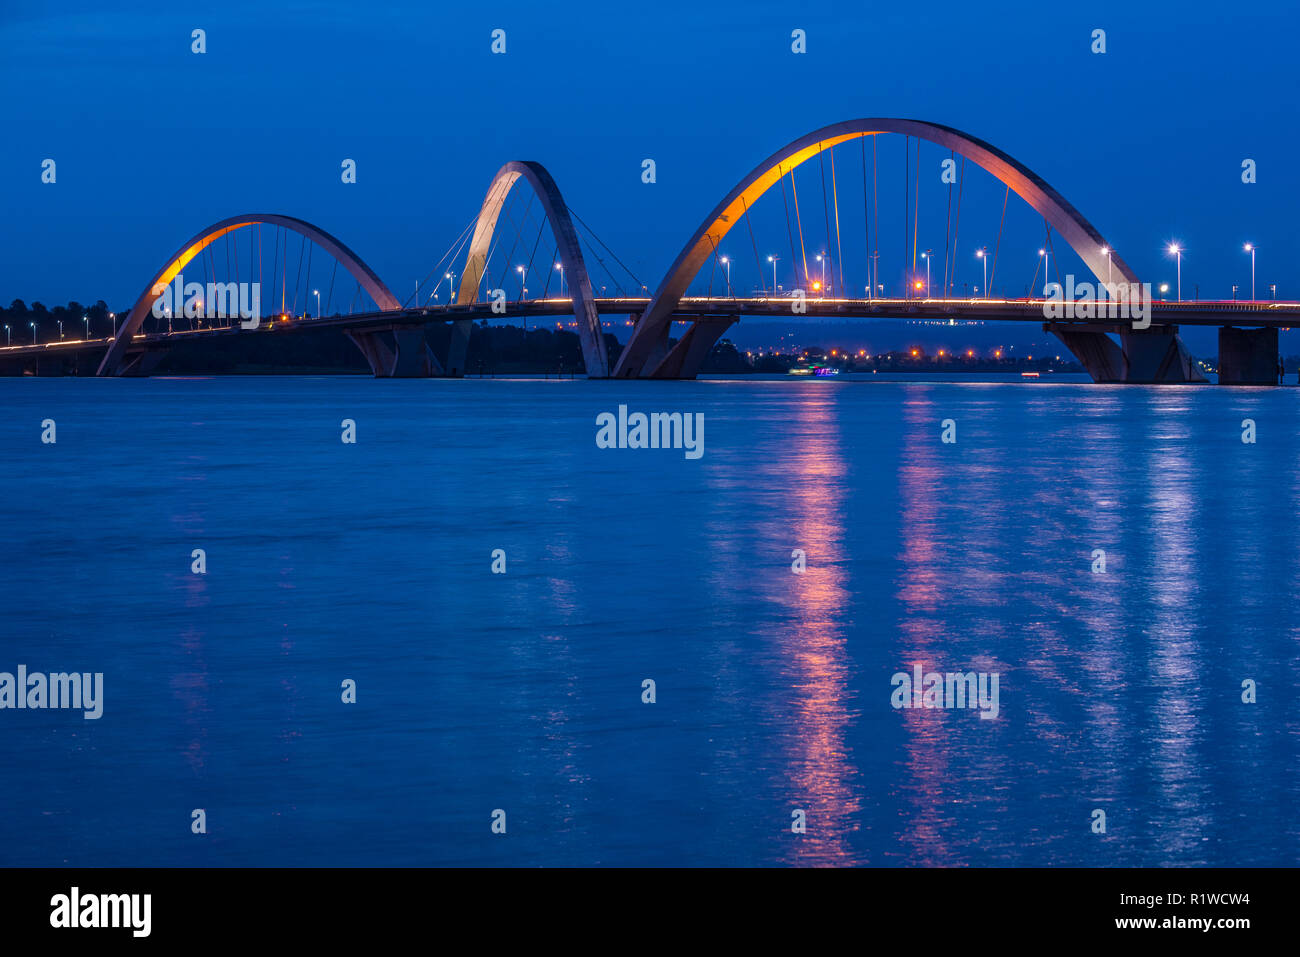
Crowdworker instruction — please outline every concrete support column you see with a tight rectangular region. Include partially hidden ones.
[649,317,735,379]
[1046,323,1207,383]
[348,327,443,377]
[346,331,395,376]
[1046,325,1124,382]
[1218,326,1279,385]
[445,319,473,377]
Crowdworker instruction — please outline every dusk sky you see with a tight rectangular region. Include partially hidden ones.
[2,0,1295,311]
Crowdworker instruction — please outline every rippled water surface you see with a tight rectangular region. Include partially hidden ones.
[1,375,1297,866]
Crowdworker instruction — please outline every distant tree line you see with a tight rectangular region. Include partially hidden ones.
[1,299,118,344]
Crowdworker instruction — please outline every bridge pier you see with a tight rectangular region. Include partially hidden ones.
[648,317,735,379]
[445,319,472,377]
[1045,323,1207,383]
[116,350,169,377]
[1218,326,1278,385]
[347,326,443,377]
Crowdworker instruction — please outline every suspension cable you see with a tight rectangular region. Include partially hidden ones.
[989,184,1010,296]
[949,157,965,296]
[741,195,764,296]
[830,143,845,296]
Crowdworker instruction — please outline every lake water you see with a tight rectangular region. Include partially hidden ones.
[1,374,1297,866]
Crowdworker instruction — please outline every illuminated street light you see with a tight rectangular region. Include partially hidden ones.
[314,289,320,319]
[446,271,456,302]
[720,256,732,298]
[29,321,36,344]
[1244,244,1255,301]
[516,265,527,301]
[767,254,779,294]
[921,250,932,298]
[4,324,9,346]
[83,314,89,338]
[1038,248,1050,297]
[976,247,988,300]
[555,263,564,298]
[815,253,827,296]
[1168,244,1182,301]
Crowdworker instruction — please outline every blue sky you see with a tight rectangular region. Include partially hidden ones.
[1,0,1296,312]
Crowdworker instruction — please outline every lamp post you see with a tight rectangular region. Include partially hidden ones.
[1232,285,1238,301]
[976,248,987,300]
[446,271,456,303]
[110,312,116,337]
[4,325,9,346]
[1271,284,1277,300]
[816,253,826,296]
[30,322,36,344]
[58,320,63,340]
[1100,246,1112,298]
[314,289,320,319]
[556,263,564,298]
[1168,244,1182,302]
[516,265,527,301]
[921,250,932,298]
[1244,244,1255,301]
[767,255,779,294]
[1038,248,1049,296]
[83,315,89,338]
[720,256,731,297]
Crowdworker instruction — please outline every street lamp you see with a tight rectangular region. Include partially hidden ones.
[1168,244,1182,302]
[1232,284,1238,301]
[1038,248,1050,296]
[110,312,116,336]
[1244,244,1255,301]
[58,319,63,340]
[1271,284,1277,300]
[920,250,932,298]
[555,263,564,298]
[720,256,732,298]
[976,247,987,300]
[446,271,456,303]
[1100,245,1112,295]
[29,322,36,344]
[815,253,827,296]
[4,324,9,346]
[516,265,527,300]
[314,289,320,319]
[767,255,779,294]
[83,315,89,338]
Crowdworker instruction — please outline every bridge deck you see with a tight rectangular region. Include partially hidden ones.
[2,297,1296,360]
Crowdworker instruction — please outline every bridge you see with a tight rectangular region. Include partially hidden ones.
[5,119,1295,384]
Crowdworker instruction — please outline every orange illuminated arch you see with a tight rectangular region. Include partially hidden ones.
[613,118,1137,377]
[98,214,399,376]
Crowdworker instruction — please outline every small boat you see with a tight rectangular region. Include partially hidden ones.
[788,361,839,376]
